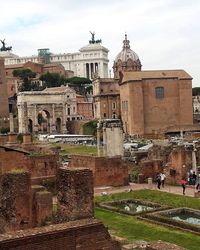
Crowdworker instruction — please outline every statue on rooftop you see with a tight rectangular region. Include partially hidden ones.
[89,32,102,44]
[90,31,95,43]
[0,39,12,51]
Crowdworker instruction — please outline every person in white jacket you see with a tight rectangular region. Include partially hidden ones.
[160,173,166,188]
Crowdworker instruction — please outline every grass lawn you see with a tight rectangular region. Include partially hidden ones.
[95,189,200,210]
[57,144,99,156]
[95,190,200,250]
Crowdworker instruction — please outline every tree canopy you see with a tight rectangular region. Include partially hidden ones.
[39,72,65,88]
[66,76,92,85]
[192,87,200,96]
[66,77,92,95]
[13,69,42,92]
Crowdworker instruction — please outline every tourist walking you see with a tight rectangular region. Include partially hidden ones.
[196,182,200,192]
[160,173,166,188]
[156,173,161,189]
[181,178,187,195]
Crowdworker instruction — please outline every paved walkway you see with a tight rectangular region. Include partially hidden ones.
[94,183,198,197]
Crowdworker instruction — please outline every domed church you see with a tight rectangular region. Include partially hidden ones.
[113,34,142,79]
[93,34,194,137]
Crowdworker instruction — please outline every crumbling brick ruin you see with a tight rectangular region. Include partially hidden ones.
[57,167,94,221]
[69,155,129,187]
[0,219,120,250]
[0,144,59,184]
[138,144,193,184]
[0,171,32,233]
[0,166,120,249]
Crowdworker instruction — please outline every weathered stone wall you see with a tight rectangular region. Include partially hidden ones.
[0,147,58,178]
[0,219,120,250]
[57,167,94,221]
[69,155,129,187]
[140,160,162,181]
[0,171,32,233]
[34,190,52,226]
[140,144,192,184]
[167,147,192,184]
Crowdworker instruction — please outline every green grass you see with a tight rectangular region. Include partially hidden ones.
[95,207,200,250]
[95,190,200,249]
[57,144,99,156]
[95,189,200,210]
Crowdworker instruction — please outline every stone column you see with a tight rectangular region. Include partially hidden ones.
[97,128,101,157]
[51,104,56,133]
[9,113,14,133]
[23,102,28,133]
[33,104,38,133]
[62,103,67,134]
[103,125,107,156]
[192,148,197,173]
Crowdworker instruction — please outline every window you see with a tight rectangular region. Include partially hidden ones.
[155,87,164,98]
[112,112,117,119]
[67,107,70,115]
[122,101,128,112]
[103,113,106,118]
[112,102,116,110]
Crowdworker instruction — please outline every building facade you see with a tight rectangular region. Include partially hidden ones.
[120,70,193,135]
[17,86,83,133]
[0,57,9,118]
[2,34,109,80]
[93,77,120,119]
[76,95,93,120]
[94,34,194,136]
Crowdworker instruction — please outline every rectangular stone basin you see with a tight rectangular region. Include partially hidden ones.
[144,207,200,235]
[98,199,166,216]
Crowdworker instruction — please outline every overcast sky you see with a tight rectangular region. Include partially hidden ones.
[0,0,199,86]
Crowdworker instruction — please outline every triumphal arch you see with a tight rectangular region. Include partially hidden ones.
[17,86,79,134]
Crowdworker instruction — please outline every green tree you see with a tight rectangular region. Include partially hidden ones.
[39,72,65,88]
[82,120,97,136]
[13,69,42,91]
[192,87,200,96]
[66,77,92,95]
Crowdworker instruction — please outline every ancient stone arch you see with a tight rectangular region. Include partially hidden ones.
[17,87,78,134]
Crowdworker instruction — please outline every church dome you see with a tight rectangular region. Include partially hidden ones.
[113,34,142,79]
[115,34,140,62]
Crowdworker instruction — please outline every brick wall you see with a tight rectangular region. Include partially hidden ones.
[0,219,120,250]
[0,147,58,178]
[69,155,129,187]
[0,171,32,233]
[57,167,94,221]
[140,160,162,181]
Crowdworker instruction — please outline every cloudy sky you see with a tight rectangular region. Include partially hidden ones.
[0,0,199,86]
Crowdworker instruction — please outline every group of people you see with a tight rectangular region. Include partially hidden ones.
[156,173,166,189]
[181,170,200,195]
[187,170,197,185]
